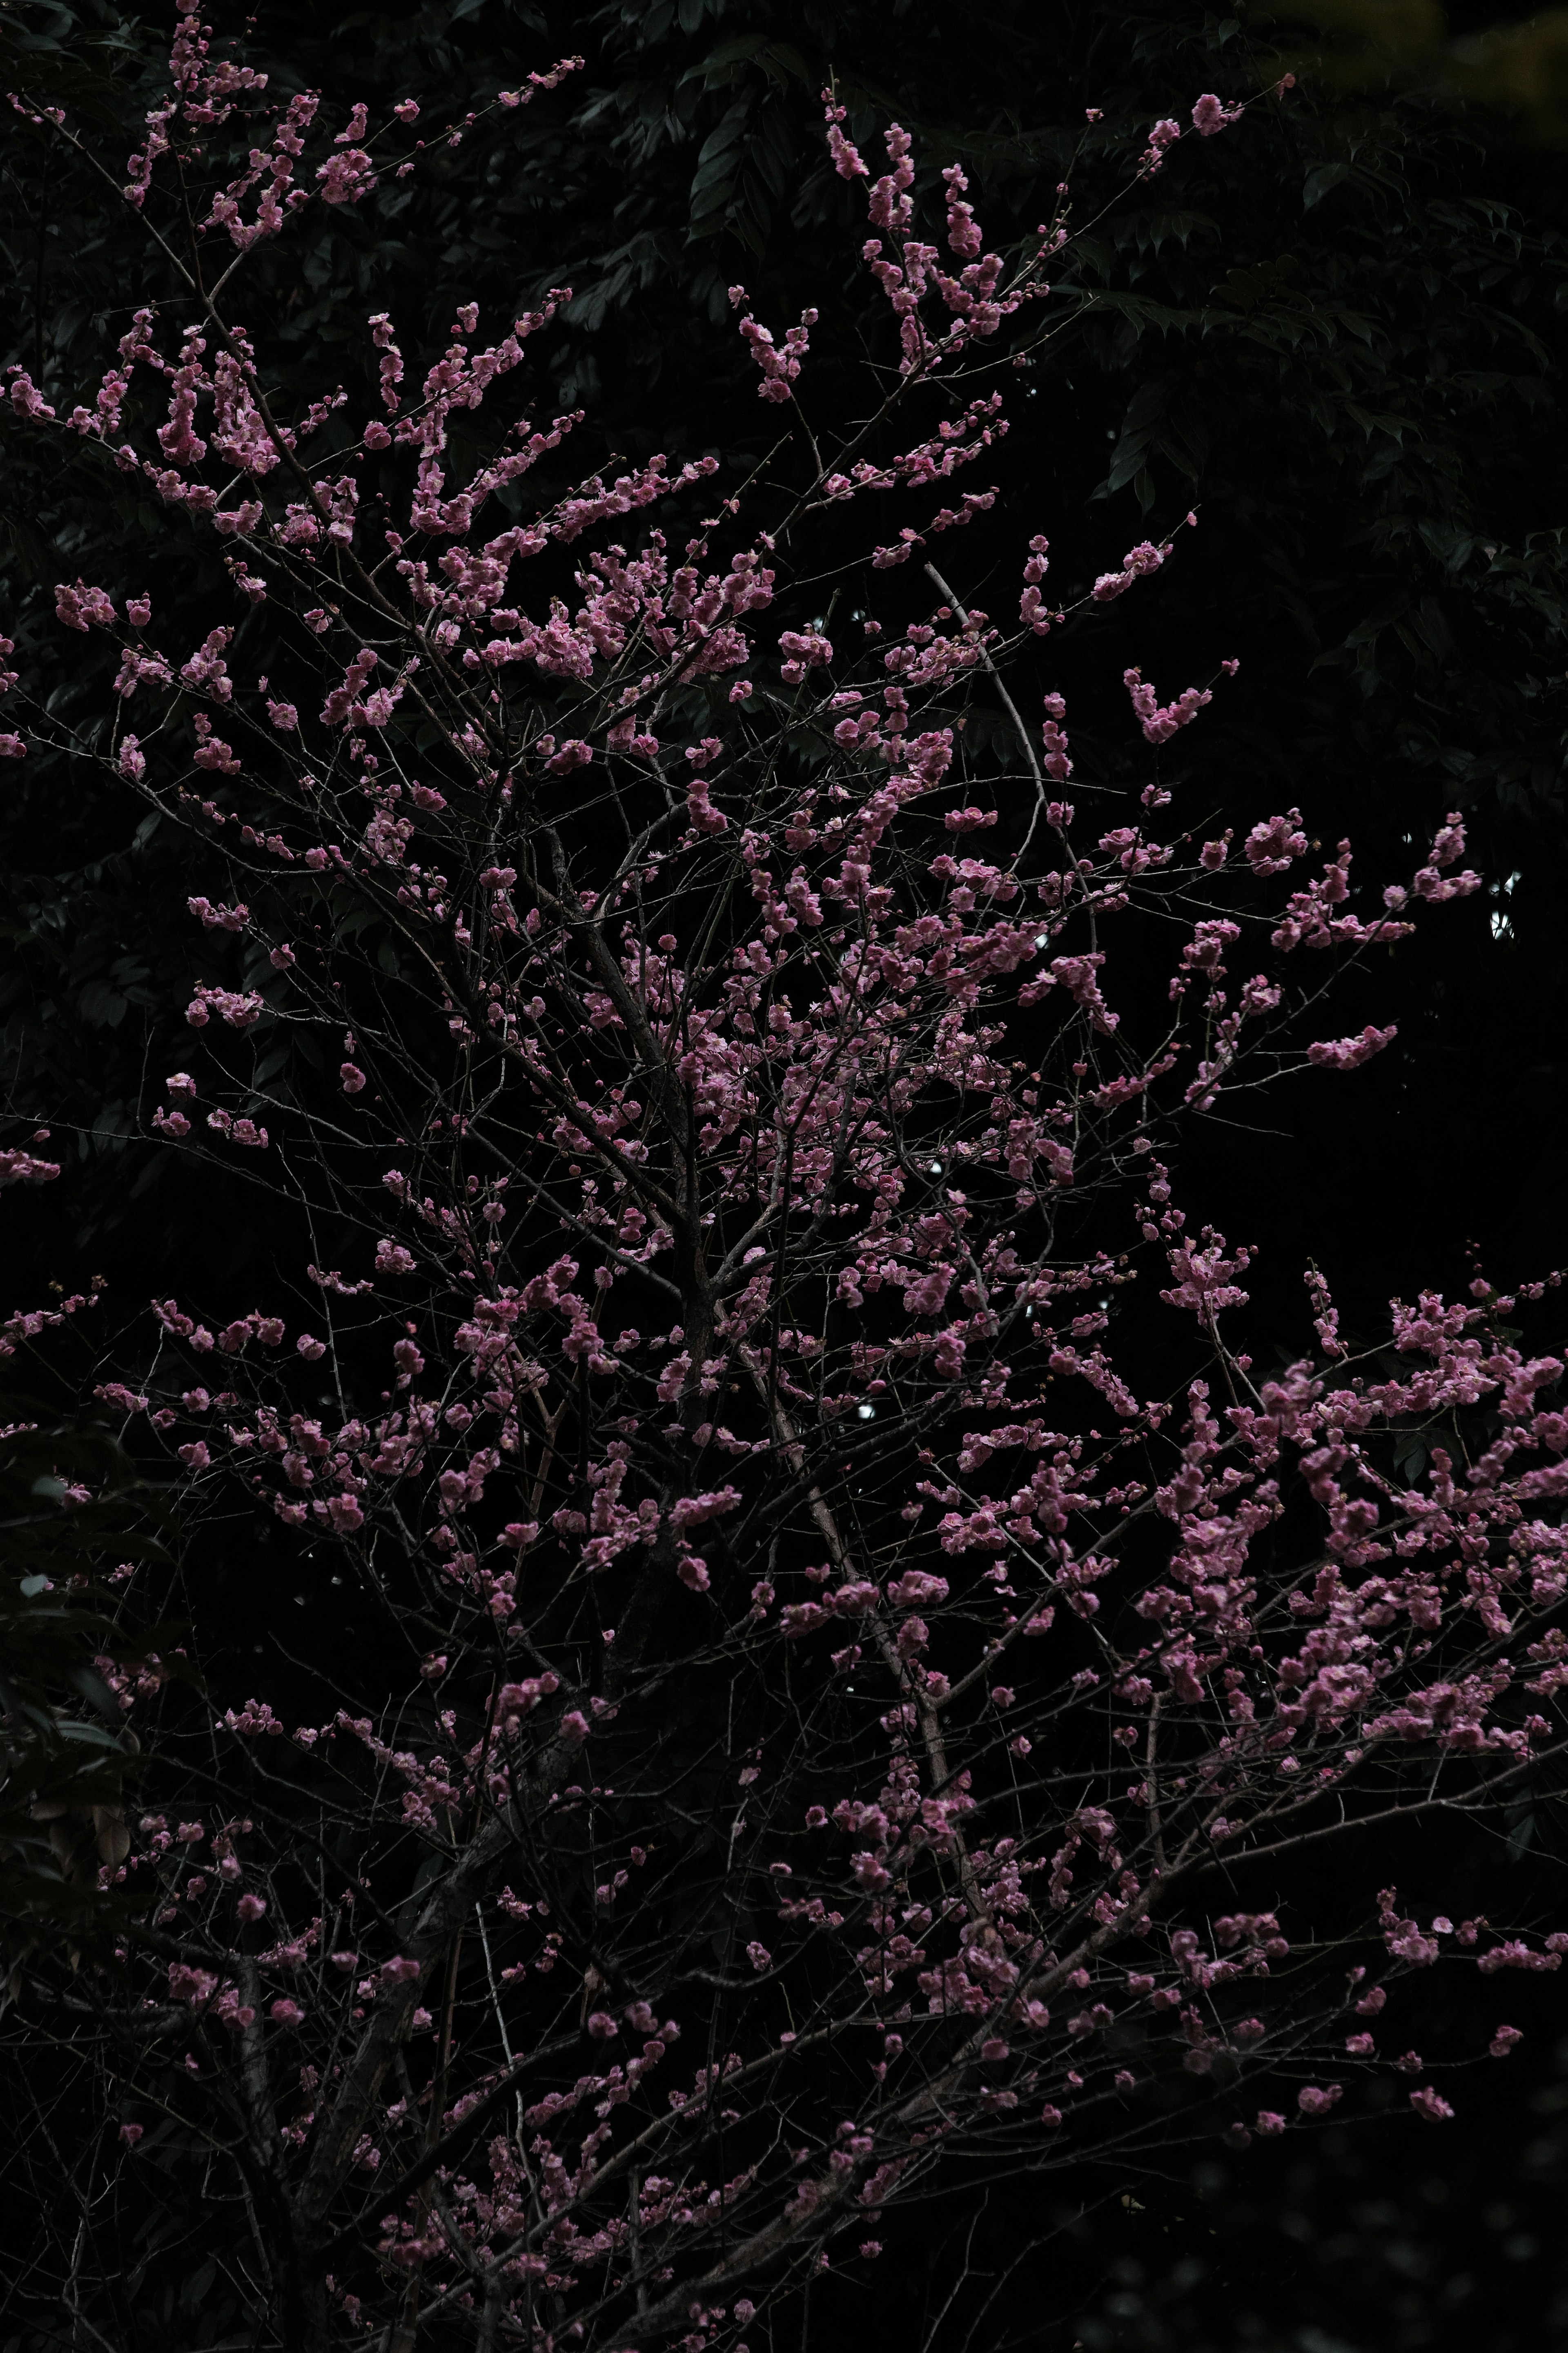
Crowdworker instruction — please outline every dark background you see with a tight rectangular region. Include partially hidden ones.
[3,0,1567,2342]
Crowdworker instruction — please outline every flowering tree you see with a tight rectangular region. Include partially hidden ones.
[2,16,1566,2351]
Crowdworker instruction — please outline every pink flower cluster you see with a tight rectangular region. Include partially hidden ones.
[2,27,1552,2349]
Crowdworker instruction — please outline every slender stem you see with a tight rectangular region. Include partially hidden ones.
[922,561,1047,859]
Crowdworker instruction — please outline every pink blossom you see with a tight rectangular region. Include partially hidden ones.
[1123,665,1212,745]
[1093,541,1168,601]
[735,300,817,404]
[316,149,377,205]
[824,95,869,181]
[1306,1024,1397,1071]
[1192,92,1243,134]
[670,1486,742,1530]
[54,579,117,633]
[1245,812,1308,875]
[186,986,264,1030]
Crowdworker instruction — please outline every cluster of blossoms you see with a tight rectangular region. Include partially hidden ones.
[1,19,1559,2353]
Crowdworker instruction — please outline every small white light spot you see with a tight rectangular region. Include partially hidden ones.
[858,1403,876,1421]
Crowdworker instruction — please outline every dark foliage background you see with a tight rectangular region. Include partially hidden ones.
[2,0,1567,2344]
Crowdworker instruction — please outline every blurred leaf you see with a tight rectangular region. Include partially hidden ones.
[1262,0,1568,142]
[0,1409,174,1961]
